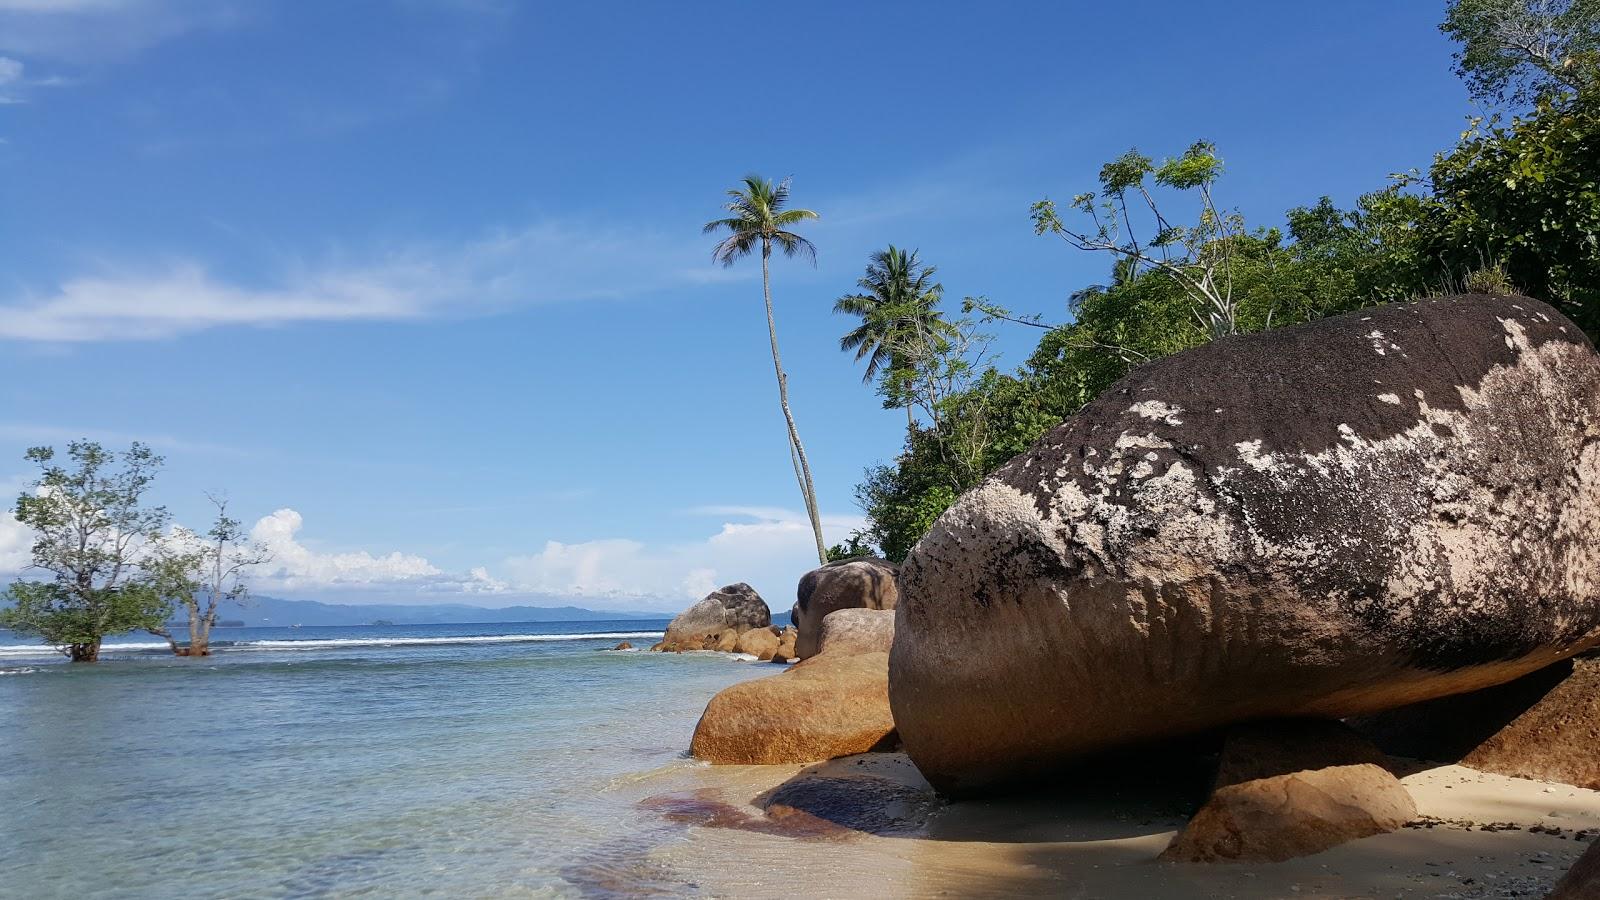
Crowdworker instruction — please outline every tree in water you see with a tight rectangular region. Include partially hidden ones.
[1,442,171,662]
[149,494,271,657]
[834,245,957,430]
[704,175,828,564]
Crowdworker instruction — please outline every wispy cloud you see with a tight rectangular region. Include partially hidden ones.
[0,0,244,64]
[0,221,739,342]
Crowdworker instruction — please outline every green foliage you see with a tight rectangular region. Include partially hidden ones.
[1423,87,1600,337]
[1032,140,1250,339]
[834,246,958,415]
[1,442,173,661]
[703,174,820,266]
[849,75,1600,560]
[1441,0,1599,105]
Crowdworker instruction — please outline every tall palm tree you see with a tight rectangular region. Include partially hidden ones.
[704,175,827,565]
[834,246,955,429]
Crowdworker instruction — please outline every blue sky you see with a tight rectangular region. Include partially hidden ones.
[0,0,1477,609]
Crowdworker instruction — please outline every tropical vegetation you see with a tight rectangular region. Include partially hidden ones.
[704,175,829,565]
[836,0,1600,562]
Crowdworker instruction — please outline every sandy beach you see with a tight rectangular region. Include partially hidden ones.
[616,752,1599,899]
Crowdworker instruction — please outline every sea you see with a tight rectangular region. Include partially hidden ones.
[0,621,779,898]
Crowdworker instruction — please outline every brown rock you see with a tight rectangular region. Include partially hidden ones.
[1549,837,1600,900]
[817,608,895,658]
[611,641,633,651]
[793,558,897,659]
[735,627,780,661]
[656,583,771,652]
[892,296,1600,794]
[1352,654,1600,789]
[1163,720,1416,863]
[770,625,798,663]
[690,652,897,764]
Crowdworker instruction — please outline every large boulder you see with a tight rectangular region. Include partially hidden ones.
[792,558,898,659]
[689,652,896,764]
[655,583,771,653]
[1352,653,1600,789]
[891,295,1600,794]
[1162,720,1416,863]
[817,608,895,657]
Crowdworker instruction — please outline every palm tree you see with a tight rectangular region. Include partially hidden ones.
[704,175,827,565]
[834,246,955,429]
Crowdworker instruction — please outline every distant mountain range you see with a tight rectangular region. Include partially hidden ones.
[196,595,676,627]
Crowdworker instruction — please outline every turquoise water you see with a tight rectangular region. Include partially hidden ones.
[0,622,774,897]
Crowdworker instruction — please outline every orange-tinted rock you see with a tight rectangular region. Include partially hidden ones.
[1162,720,1415,863]
[690,652,896,764]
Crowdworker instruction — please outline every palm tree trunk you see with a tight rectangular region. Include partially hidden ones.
[762,240,828,564]
[906,402,914,431]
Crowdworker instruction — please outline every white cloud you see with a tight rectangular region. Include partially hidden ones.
[1,499,860,612]
[249,508,504,595]
[0,222,733,342]
[501,506,865,604]
[0,1,243,64]
[0,56,21,85]
[0,508,31,574]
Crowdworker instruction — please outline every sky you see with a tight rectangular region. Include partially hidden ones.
[0,0,1481,610]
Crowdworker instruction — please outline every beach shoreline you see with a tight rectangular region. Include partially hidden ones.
[615,750,1599,898]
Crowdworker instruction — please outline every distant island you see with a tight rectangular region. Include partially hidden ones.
[163,595,674,628]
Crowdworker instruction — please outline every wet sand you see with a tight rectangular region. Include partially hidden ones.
[611,753,1599,899]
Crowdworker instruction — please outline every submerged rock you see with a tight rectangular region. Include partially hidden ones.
[690,652,896,764]
[655,583,771,653]
[891,295,1600,794]
[793,558,898,659]
[1163,720,1416,863]
[761,770,938,836]
[817,608,895,658]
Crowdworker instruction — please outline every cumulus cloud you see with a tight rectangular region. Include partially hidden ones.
[0,222,733,342]
[0,508,32,574]
[501,506,866,603]
[0,500,861,611]
[249,508,504,595]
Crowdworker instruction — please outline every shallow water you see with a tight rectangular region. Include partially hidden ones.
[0,621,772,898]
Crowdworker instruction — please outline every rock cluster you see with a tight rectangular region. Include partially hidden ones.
[677,296,1600,870]
[792,558,897,659]
[652,583,771,653]
[890,295,1600,795]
